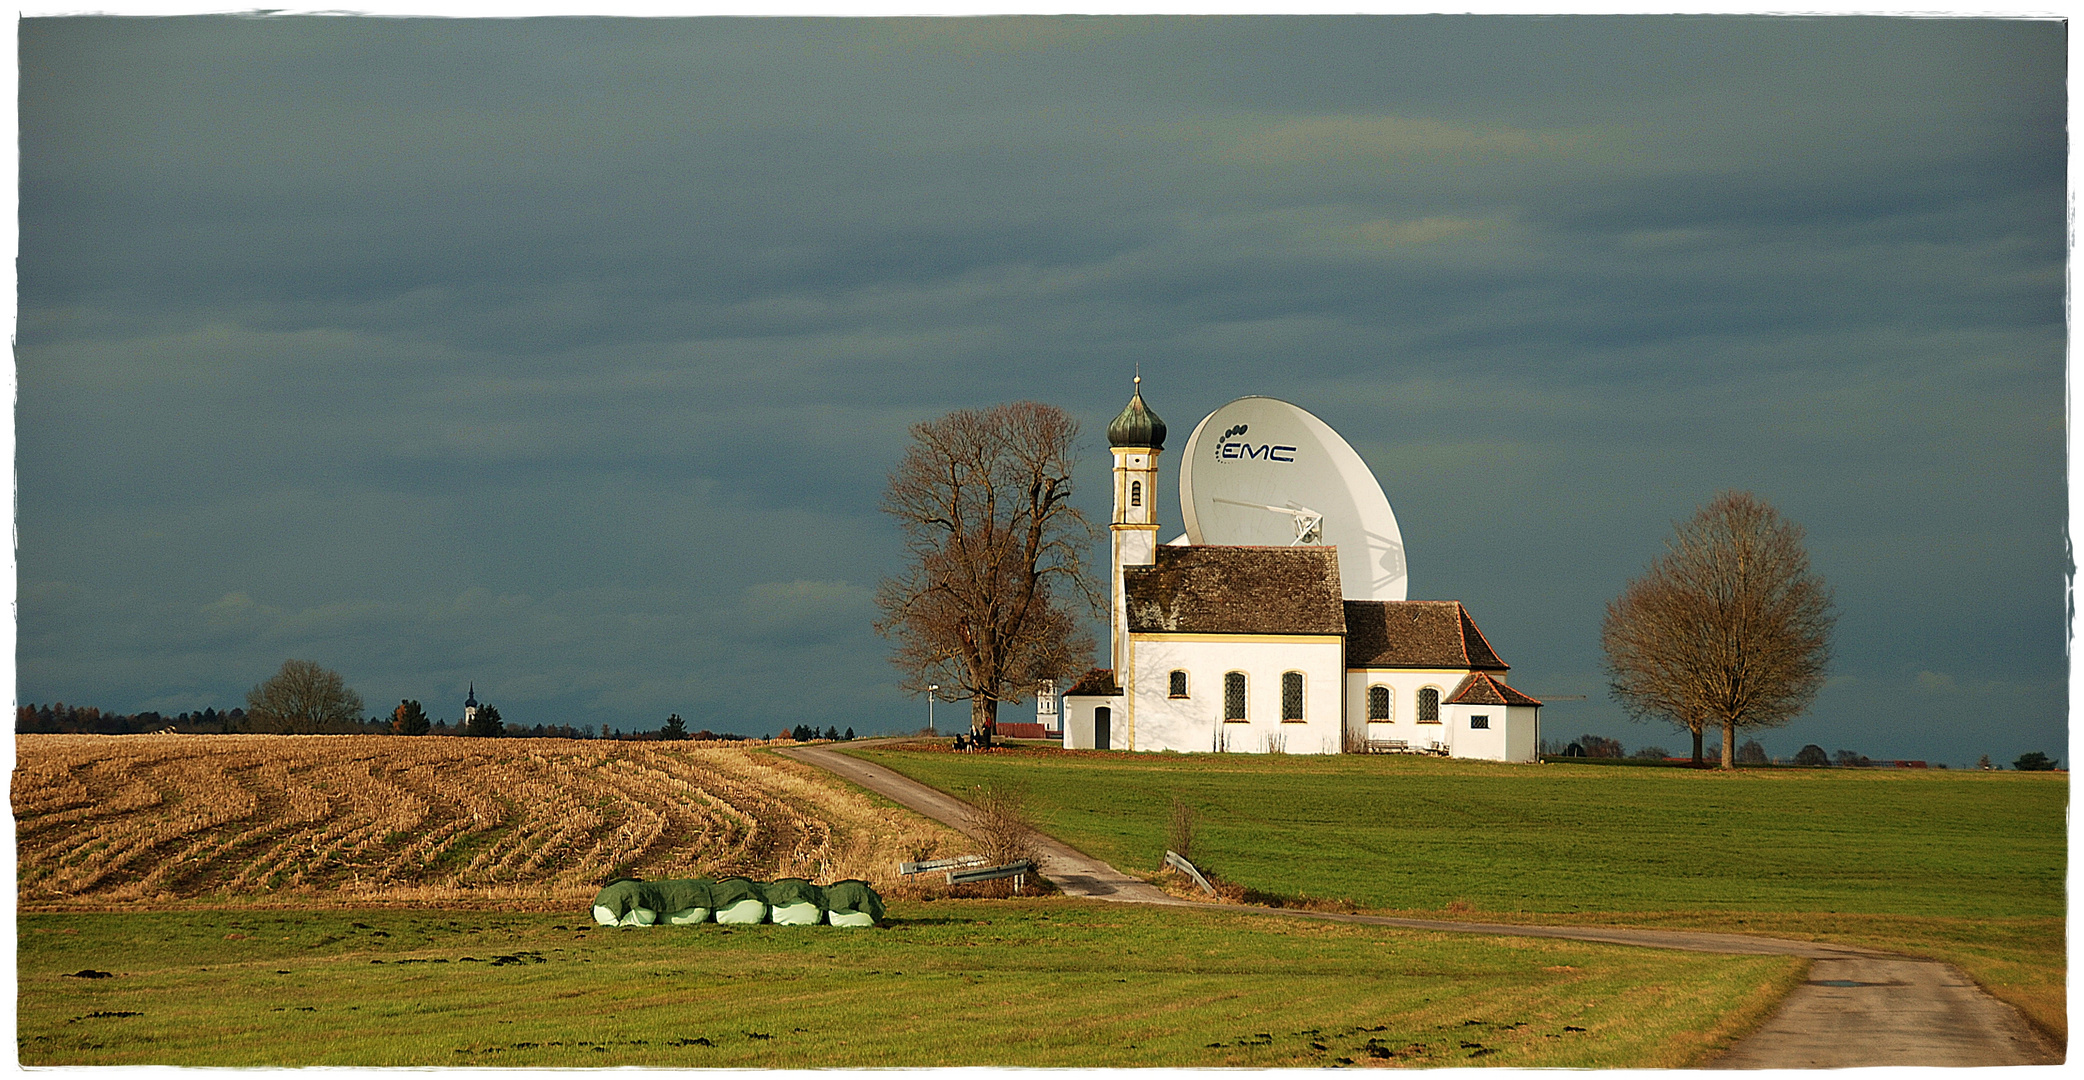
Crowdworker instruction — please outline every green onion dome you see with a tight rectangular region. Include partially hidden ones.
[1107,377,1166,449]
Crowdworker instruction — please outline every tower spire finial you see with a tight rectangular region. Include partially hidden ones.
[1107,374,1165,449]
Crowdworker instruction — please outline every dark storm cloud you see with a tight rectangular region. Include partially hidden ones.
[16,15,2066,762]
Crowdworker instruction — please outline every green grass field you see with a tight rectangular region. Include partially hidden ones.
[18,903,1801,1068]
[849,745,2068,1040]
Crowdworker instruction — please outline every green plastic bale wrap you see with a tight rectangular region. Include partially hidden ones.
[709,876,769,925]
[821,879,884,926]
[590,879,653,927]
[763,878,827,926]
[591,878,717,927]
[642,878,716,925]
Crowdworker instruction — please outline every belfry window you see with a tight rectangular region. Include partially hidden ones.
[1130,480,1142,507]
[1224,672,1247,721]
[1281,672,1305,721]
[1367,685,1391,721]
[1169,670,1189,698]
[1417,687,1441,724]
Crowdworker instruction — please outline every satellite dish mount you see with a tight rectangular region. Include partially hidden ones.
[1212,497,1325,545]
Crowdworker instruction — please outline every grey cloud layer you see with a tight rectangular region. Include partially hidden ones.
[17,16,2065,760]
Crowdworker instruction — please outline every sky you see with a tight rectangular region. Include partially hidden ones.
[13,13,2069,765]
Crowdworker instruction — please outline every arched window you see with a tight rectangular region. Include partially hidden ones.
[1223,672,1247,721]
[1367,685,1391,721]
[1281,672,1305,721]
[1168,670,1189,698]
[1417,686,1441,724]
[1130,480,1142,507]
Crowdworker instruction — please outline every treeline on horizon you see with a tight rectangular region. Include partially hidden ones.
[14,702,758,742]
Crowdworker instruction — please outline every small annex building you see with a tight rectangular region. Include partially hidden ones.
[1060,381,1540,761]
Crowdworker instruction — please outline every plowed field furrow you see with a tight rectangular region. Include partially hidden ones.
[15,733,961,909]
[64,756,261,900]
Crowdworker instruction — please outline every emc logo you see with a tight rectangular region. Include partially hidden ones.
[1214,425,1297,462]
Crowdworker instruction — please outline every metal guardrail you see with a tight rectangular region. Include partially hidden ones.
[897,854,990,876]
[1163,850,1216,896]
[947,860,1034,885]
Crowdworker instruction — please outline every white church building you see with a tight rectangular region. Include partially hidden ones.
[1060,382,1541,761]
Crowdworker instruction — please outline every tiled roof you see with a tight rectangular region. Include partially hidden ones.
[1124,546,1346,636]
[1446,671,1542,706]
[1063,668,1122,697]
[1344,600,1509,670]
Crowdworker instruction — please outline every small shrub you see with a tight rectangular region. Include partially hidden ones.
[1794,744,1829,767]
[1630,745,1671,761]
[2013,751,2057,771]
[1167,796,1197,863]
[1577,734,1625,759]
[968,783,1038,869]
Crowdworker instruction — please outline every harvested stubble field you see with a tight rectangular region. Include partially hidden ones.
[13,734,963,910]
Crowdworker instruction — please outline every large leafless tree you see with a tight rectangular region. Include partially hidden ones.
[245,659,366,734]
[1601,491,1835,769]
[875,402,1099,738]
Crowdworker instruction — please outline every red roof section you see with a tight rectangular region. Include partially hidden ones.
[1124,546,1346,636]
[1344,600,1509,670]
[1063,668,1122,697]
[1445,671,1542,707]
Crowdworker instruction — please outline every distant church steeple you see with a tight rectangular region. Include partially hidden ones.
[1109,376,1164,679]
[464,684,479,727]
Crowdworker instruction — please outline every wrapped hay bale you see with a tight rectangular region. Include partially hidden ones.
[647,878,716,925]
[590,878,655,927]
[763,878,827,926]
[591,877,716,927]
[709,876,769,925]
[821,879,885,927]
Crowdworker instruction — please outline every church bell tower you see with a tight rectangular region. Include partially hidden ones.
[1106,377,1165,676]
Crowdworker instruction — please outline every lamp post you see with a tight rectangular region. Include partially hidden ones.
[928,685,939,734]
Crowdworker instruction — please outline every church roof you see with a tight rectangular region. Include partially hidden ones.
[1344,600,1509,670]
[1106,379,1167,449]
[1063,668,1122,696]
[1125,546,1345,636]
[1446,670,1542,707]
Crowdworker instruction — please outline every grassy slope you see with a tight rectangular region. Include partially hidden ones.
[19,905,1799,1068]
[850,746,2067,1041]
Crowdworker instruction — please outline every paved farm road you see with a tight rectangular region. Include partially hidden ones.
[783,742,2061,1068]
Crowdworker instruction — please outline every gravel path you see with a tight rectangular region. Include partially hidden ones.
[782,742,2062,1067]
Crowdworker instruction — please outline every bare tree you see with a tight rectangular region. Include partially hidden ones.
[875,402,1099,738]
[1601,491,1835,769]
[246,659,365,734]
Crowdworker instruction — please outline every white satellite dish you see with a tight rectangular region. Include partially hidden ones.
[1179,397,1407,601]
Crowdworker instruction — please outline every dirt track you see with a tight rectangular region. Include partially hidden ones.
[783,741,2062,1068]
